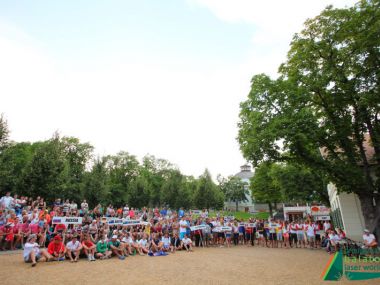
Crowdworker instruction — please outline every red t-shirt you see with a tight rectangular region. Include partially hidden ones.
[55,224,66,232]
[48,241,65,255]
[82,240,94,248]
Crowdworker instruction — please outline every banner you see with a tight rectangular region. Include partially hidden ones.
[212,226,232,233]
[238,223,256,228]
[52,217,83,225]
[190,225,209,231]
[106,218,149,226]
[224,216,235,221]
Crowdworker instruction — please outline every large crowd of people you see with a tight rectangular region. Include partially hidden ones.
[0,192,378,267]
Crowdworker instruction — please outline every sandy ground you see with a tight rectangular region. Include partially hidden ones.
[0,246,378,285]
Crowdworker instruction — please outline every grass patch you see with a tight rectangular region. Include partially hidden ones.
[207,211,270,221]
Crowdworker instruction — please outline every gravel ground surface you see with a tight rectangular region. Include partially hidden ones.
[0,246,378,285]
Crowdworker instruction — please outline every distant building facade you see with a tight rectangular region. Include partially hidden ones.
[224,165,268,212]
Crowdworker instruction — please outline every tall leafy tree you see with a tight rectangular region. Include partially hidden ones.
[218,175,249,211]
[270,163,329,205]
[23,134,66,202]
[194,169,224,210]
[250,163,282,215]
[0,114,10,152]
[238,0,380,237]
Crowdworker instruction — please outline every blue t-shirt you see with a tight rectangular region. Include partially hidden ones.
[178,209,184,218]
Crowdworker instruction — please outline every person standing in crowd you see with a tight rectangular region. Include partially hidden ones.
[232,221,239,246]
[81,200,89,214]
[282,221,290,248]
[179,216,188,240]
[306,221,316,249]
[0,192,14,209]
[289,221,298,248]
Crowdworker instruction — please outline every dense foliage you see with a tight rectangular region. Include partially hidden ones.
[238,1,380,235]
[0,116,224,210]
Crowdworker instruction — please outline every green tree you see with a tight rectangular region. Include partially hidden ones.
[105,151,140,206]
[238,1,380,237]
[250,162,282,215]
[194,169,224,210]
[160,169,183,208]
[218,175,249,211]
[23,134,66,202]
[270,163,329,205]
[82,157,109,207]
[0,114,10,151]
[60,137,93,201]
[0,142,36,195]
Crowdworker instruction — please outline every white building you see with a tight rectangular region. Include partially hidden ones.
[224,165,268,212]
[324,134,375,241]
[327,184,365,241]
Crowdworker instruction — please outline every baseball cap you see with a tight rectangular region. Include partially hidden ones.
[54,235,62,241]
[112,235,118,239]
[364,229,370,233]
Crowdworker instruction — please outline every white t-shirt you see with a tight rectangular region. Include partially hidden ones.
[179,220,188,233]
[296,224,303,234]
[66,240,81,251]
[363,234,375,244]
[1,196,14,209]
[70,203,77,211]
[182,237,192,245]
[121,237,133,244]
[23,242,40,259]
[323,222,331,232]
[138,239,148,247]
[162,237,171,246]
[306,225,315,237]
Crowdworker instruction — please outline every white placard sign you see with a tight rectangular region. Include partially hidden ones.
[190,225,209,231]
[52,217,83,225]
[212,226,232,232]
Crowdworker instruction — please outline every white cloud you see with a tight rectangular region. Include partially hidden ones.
[190,0,357,77]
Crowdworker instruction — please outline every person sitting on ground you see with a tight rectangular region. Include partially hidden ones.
[82,234,96,261]
[23,234,52,267]
[66,234,82,262]
[171,232,182,252]
[47,235,66,261]
[363,229,378,249]
[181,234,193,252]
[138,233,150,255]
[96,235,112,260]
[108,235,126,260]
[161,232,172,252]
[150,233,163,252]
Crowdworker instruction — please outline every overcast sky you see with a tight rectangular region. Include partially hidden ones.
[0,0,356,178]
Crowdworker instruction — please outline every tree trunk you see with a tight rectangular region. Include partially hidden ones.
[358,193,380,243]
[235,201,239,212]
[268,202,273,216]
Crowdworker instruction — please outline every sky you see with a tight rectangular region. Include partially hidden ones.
[0,0,356,179]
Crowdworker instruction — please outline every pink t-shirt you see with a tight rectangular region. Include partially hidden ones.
[30,223,39,234]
